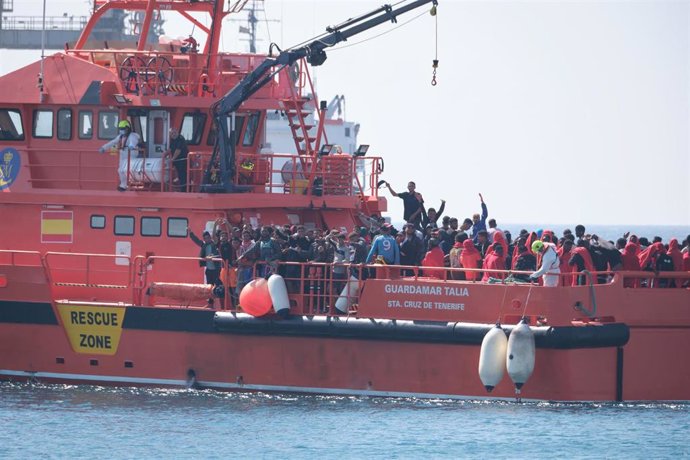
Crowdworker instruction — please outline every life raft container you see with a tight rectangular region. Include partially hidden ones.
[147,282,213,304]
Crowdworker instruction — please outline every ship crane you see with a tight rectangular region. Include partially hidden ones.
[203,0,438,192]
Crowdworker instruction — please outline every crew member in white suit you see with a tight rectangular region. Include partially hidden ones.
[99,119,141,191]
[529,240,561,287]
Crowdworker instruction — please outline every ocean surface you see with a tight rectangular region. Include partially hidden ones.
[1,382,688,459]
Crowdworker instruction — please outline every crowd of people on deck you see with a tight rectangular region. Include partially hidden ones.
[188,181,690,307]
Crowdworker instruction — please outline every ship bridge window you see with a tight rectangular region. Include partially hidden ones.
[180,112,206,145]
[141,217,161,237]
[90,215,106,229]
[0,109,24,141]
[33,110,54,138]
[57,109,72,140]
[242,112,261,146]
[78,111,93,139]
[98,111,119,140]
[167,217,188,238]
[114,216,135,236]
[207,115,245,147]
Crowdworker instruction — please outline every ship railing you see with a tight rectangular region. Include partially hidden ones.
[65,50,299,99]
[134,255,237,310]
[23,147,116,190]
[19,143,382,195]
[356,264,690,289]
[614,270,690,289]
[4,250,686,315]
[0,250,47,297]
[272,261,365,316]
[43,252,133,304]
[0,250,44,267]
[231,152,382,196]
[186,151,212,193]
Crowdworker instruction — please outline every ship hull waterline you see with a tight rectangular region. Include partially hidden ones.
[1,300,668,402]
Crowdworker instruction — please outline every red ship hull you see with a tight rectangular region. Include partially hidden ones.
[1,261,688,401]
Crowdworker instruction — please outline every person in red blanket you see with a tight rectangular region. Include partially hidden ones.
[482,243,506,282]
[492,230,509,256]
[667,239,684,275]
[460,238,482,281]
[568,239,596,286]
[422,238,446,279]
[557,239,576,286]
[621,242,642,287]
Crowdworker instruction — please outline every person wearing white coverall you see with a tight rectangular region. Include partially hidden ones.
[529,240,561,287]
[99,119,141,191]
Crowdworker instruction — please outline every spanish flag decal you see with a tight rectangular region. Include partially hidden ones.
[41,211,73,243]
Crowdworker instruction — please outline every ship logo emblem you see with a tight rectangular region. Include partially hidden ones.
[0,147,20,190]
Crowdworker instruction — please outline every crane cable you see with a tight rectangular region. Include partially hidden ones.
[431,3,438,86]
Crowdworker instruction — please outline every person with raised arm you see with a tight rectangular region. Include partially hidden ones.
[384,180,424,230]
[471,193,489,243]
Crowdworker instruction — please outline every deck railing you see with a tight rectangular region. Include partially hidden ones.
[1,250,687,314]
[189,151,382,197]
[20,145,381,197]
[64,50,300,99]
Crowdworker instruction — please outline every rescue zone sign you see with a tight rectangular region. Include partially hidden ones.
[57,304,126,356]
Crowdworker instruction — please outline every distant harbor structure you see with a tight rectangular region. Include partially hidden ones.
[0,0,163,49]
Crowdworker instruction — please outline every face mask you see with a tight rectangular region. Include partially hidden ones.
[119,129,126,136]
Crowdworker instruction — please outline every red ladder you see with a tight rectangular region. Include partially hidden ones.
[280,59,328,157]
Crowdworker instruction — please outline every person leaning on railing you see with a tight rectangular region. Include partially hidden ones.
[188,228,221,308]
[235,230,256,296]
[249,226,282,278]
[366,223,400,266]
[326,231,351,294]
[98,120,142,192]
[529,240,560,287]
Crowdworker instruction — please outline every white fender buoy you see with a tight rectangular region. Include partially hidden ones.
[478,324,508,392]
[506,318,536,391]
[267,274,290,314]
[334,276,359,313]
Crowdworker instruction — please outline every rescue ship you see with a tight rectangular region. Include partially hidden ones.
[1,0,689,402]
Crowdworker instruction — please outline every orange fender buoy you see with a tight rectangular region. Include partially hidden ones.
[239,278,273,317]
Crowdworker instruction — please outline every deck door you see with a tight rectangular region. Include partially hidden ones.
[147,110,170,158]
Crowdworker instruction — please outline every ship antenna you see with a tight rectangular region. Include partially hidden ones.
[38,0,47,103]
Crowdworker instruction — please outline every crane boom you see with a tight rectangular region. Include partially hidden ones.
[203,0,438,192]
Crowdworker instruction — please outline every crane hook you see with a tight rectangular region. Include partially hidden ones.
[431,59,439,86]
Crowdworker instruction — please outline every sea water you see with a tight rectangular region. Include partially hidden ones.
[1,383,688,458]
